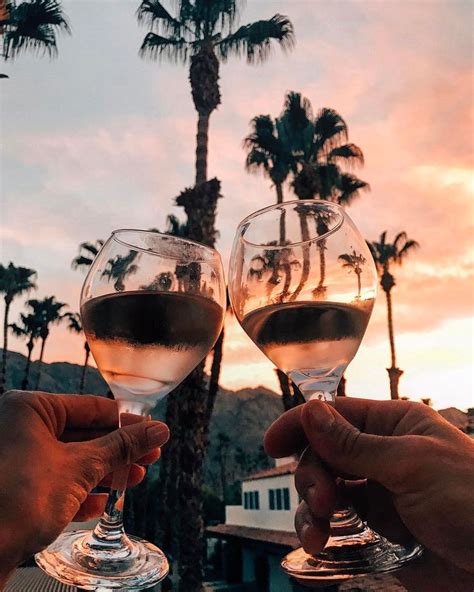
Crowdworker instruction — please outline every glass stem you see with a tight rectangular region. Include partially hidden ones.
[88,401,145,551]
[91,467,129,547]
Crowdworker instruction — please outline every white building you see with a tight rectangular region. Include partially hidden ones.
[207,458,308,592]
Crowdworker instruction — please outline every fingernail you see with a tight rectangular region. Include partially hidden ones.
[146,423,169,448]
[306,401,335,433]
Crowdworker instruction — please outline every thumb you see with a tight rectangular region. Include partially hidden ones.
[301,400,399,487]
[76,420,169,485]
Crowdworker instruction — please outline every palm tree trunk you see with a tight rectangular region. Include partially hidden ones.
[206,327,224,424]
[177,364,207,592]
[195,112,210,185]
[276,182,284,204]
[79,342,90,394]
[384,287,403,400]
[277,369,293,411]
[356,270,362,298]
[276,184,286,246]
[385,288,396,368]
[291,211,311,301]
[21,340,34,390]
[34,337,46,390]
[155,383,181,557]
[316,240,327,293]
[337,375,346,396]
[1,299,11,394]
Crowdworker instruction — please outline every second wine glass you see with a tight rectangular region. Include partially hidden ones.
[228,200,422,581]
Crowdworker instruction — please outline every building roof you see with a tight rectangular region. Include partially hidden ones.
[6,568,76,591]
[206,524,299,550]
[243,461,298,482]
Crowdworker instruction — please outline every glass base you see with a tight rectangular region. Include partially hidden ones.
[282,523,423,582]
[35,530,169,591]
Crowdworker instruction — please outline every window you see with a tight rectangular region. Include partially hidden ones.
[283,488,290,510]
[276,488,282,510]
[269,489,275,510]
[244,490,259,510]
[268,487,291,511]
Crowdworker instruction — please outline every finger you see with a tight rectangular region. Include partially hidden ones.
[365,481,412,544]
[99,464,146,488]
[73,421,169,486]
[295,501,330,555]
[61,428,111,443]
[301,400,406,487]
[264,405,306,458]
[120,413,145,427]
[294,448,337,519]
[61,415,153,445]
[265,398,419,458]
[46,394,119,434]
[73,493,108,521]
[136,447,161,465]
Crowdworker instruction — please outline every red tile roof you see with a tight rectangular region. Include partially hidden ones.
[206,524,299,549]
[243,461,298,482]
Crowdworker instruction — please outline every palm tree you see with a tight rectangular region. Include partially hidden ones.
[283,92,369,204]
[10,310,42,389]
[71,240,104,272]
[0,262,37,394]
[338,249,366,299]
[1,0,70,76]
[65,312,89,394]
[27,296,67,390]
[368,231,419,400]
[137,10,294,544]
[102,251,139,292]
[137,0,294,187]
[281,93,370,300]
[243,115,296,227]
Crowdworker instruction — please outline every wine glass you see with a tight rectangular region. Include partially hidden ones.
[228,201,422,581]
[36,229,226,590]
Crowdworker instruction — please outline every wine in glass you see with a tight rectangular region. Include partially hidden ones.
[36,230,226,590]
[228,200,422,581]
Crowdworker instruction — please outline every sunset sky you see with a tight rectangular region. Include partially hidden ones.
[1,1,473,411]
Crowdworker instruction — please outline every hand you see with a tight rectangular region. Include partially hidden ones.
[0,390,169,584]
[264,398,474,591]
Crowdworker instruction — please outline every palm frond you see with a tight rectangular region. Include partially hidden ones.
[4,0,70,60]
[139,31,189,63]
[328,143,364,167]
[245,148,270,174]
[397,239,420,262]
[277,91,314,159]
[65,311,82,333]
[313,108,348,155]
[337,173,370,206]
[71,240,103,270]
[216,14,294,64]
[243,115,280,154]
[190,0,241,37]
[0,262,37,299]
[136,0,186,36]
[9,322,27,337]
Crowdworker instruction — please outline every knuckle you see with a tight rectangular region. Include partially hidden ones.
[76,450,105,487]
[2,389,25,405]
[335,423,361,457]
[116,429,141,464]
